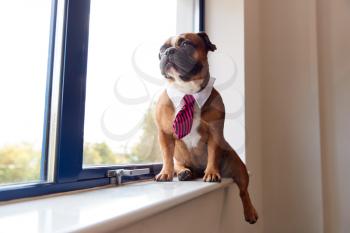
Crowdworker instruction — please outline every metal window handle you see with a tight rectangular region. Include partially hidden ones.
[107,168,150,185]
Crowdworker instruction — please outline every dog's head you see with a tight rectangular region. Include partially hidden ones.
[159,32,216,94]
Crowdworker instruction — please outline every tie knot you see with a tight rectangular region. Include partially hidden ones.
[183,95,195,106]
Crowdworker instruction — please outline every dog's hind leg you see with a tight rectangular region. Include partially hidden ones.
[222,146,259,224]
[174,161,194,181]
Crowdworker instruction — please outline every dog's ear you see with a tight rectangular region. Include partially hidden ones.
[197,32,217,52]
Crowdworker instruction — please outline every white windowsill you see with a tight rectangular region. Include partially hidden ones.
[0,178,232,233]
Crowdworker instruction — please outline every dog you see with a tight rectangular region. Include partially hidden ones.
[155,32,258,224]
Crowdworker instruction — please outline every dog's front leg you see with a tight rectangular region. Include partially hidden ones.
[203,133,222,182]
[155,130,175,181]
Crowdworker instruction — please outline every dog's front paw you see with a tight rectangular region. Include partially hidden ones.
[203,169,221,182]
[155,170,174,182]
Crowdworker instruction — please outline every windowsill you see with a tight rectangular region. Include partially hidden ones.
[0,178,232,233]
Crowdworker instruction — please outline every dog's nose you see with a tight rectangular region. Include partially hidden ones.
[165,47,176,56]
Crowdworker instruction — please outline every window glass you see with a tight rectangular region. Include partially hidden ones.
[84,0,199,166]
[0,1,52,185]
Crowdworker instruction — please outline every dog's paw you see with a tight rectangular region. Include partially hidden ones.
[244,206,259,224]
[155,170,174,182]
[178,169,193,181]
[203,169,221,182]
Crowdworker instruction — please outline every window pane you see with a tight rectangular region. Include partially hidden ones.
[84,0,198,166]
[0,1,52,185]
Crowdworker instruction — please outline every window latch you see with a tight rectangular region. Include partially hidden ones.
[107,168,150,185]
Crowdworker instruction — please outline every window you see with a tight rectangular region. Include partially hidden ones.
[83,0,201,166]
[0,1,53,186]
[0,0,204,201]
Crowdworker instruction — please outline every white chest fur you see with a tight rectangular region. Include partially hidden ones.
[181,105,201,149]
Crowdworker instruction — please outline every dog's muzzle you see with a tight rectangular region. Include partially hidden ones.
[160,47,198,79]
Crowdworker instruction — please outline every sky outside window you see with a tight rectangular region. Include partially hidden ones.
[0,0,52,185]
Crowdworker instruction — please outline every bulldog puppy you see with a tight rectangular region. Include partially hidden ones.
[155,32,258,224]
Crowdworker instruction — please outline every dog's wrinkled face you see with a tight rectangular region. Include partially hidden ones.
[159,32,216,94]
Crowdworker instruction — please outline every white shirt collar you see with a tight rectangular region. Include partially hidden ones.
[166,77,216,109]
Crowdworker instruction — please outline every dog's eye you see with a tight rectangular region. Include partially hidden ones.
[180,41,195,50]
[180,41,189,47]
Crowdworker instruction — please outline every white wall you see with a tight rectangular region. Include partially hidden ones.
[207,0,350,232]
[206,0,264,232]
[206,0,246,160]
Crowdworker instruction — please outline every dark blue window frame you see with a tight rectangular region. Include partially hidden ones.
[0,0,205,202]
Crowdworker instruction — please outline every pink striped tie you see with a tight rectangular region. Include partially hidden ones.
[173,95,195,139]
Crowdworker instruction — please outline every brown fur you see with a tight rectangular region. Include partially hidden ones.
[155,33,258,224]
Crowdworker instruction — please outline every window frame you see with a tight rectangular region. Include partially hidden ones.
[0,0,205,202]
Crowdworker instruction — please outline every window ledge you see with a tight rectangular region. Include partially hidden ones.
[0,178,232,233]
